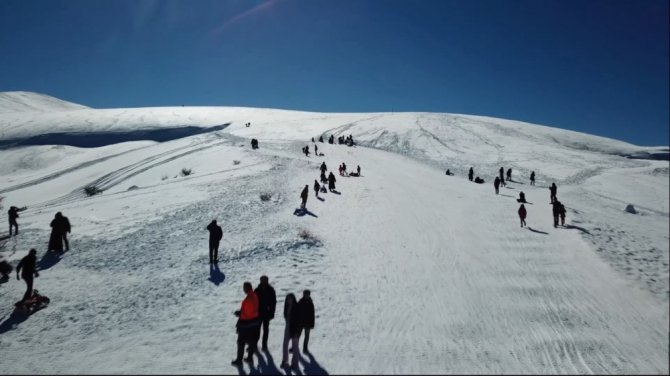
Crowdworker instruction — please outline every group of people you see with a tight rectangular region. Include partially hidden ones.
[467,167,485,184]
[232,277,315,371]
[4,206,73,303]
[313,134,355,147]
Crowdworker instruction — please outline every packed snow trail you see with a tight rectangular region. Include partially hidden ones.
[0,135,667,373]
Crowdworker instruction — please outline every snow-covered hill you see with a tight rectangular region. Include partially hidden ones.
[0,94,667,374]
[0,91,90,113]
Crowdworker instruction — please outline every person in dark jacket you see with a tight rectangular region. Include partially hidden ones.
[8,206,24,236]
[357,165,361,176]
[281,293,299,369]
[313,180,320,199]
[550,183,557,203]
[314,144,318,155]
[328,135,334,144]
[60,213,71,251]
[16,249,39,302]
[232,282,260,366]
[300,185,309,209]
[506,168,512,182]
[206,220,223,264]
[320,162,327,174]
[559,202,566,226]
[48,212,69,253]
[298,289,315,354]
[494,176,500,194]
[530,171,536,186]
[518,204,527,227]
[254,276,276,351]
[318,135,324,143]
[552,200,561,228]
[468,167,474,182]
[328,172,336,192]
[499,167,504,181]
[320,171,327,185]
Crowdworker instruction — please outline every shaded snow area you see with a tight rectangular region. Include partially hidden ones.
[0,95,668,374]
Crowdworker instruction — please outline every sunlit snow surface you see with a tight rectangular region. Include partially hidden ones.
[0,93,667,374]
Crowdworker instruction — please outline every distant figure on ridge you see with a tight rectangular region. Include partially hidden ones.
[530,171,535,186]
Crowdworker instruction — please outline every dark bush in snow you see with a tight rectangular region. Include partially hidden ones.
[180,168,193,177]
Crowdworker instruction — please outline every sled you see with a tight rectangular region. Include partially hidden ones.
[14,289,50,314]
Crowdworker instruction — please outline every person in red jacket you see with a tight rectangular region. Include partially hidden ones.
[232,282,260,366]
[518,204,527,228]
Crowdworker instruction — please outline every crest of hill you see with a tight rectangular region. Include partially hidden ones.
[0,91,90,113]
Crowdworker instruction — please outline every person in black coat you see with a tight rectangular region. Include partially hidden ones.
[16,249,39,302]
[550,182,558,203]
[517,191,526,203]
[320,162,327,174]
[254,276,277,351]
[313,180,321,198]
[48,212,69,253]
[494,176,500,194]
[506,168,512,182]
[320,171,327,185]
[298,290,315,353]
[8,206,25,236]
[206,220,223,264]
[300,185,309,209]
[468,167,474,181]
[552,200,561,228]
[328,172,336,192]
[530,171,536,186]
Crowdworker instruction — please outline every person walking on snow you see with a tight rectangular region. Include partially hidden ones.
[300,185,309,209]
[320,171,327,185]
[530,171,535,186]
[298,289,315,354]
[206,220,223,264]
[494,176,500,194]
[16,249,38,302]
[559,202,566,226]
[506,168,512,182]
[254,276,277,351]
[328,172,336,192]
[231,282,260,366]
[314,144,318,155]
[320,162,327,175]
[518,204,527,227]
[357,165,361,176]
[281,293,300,369]
[549,182,557,203]
[313,180,320,198]
[552,200,561,228]
[468,167,474,182]
[8,206,25,236]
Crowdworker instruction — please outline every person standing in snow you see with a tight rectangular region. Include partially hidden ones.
[48,212,68,253]
[60,212,71,251]
[320,162,327,175]
[494,176,500,194]
[206,220,223,264]
[281,293,299,369]
[530,171,535,186]
[518,204,527,227]
[300,185,309,209]
[320,170,328,185]
[357,165,361,176]
[254,276,276,351]
[232,282,260,366]
[559,202,566,226]
[552,200,561,228]
[506,168,512,182]
[328,172,336,192]
[499,167,504,181]
[549,182,557,203]
[313,180,320,199]
[298,289,315,354]
[8,206,25,236]
[468,167,474,182]
[16,249,38,302]
[319,135,324,143]
[517,191,526,203]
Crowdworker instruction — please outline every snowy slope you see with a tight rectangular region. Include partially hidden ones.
[0,92,90,113]
[0,96,667,374]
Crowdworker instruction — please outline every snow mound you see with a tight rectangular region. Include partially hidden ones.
[0,91,89,113]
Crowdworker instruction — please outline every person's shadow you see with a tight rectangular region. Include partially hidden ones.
[38,251,62,271]
[300,352,328,375]
[0,309,30,335]
[208,263,225,285]
[256,349,283,375]
[293,208,318,218]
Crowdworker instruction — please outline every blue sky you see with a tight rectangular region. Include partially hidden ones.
[0,0,667,146]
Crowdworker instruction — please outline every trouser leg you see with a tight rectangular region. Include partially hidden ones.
[290,334,301,367]
[262,318,270,349]
[303,328,310,352]
[282,326,290,364]
[22,275,33,301]
[235,333,245,362]
[63,233,69,250]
